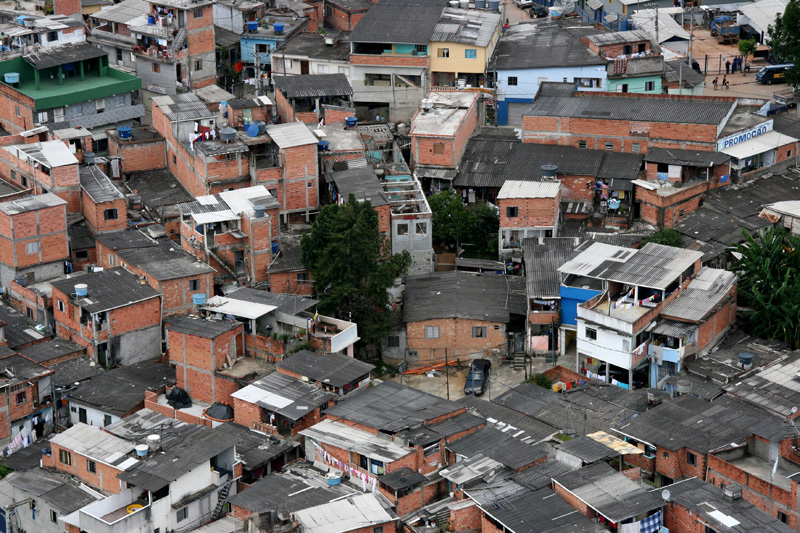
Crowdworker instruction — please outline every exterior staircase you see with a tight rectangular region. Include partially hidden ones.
[211,476,233,520]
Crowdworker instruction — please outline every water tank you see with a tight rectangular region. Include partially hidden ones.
[326,472,342,486]
[676,380,692,395]
[14,276,26,287]
[247,20,258,32]
[254,120,267,134]
[488,0,500,9]
[3,72,19,84]
[459,0,469,7]
[253,205,266,218]
[246,122,260,137]
[146,434,161,451]
[147,15,155,24]
[345,116,357,128]
[449,0,459,5]
[74,283,88,297]
[135,444,149,457]
[117,126,133,140]
[541,164,558,179]
[219,128,237,142]
[738,351,754,367]
[646,388,662,405]
[475,0,486,7]
[273,22,284,33]
[318,140,330,152]
[191,293,207,305]
[84,152,95,164]
[271,242,279,253]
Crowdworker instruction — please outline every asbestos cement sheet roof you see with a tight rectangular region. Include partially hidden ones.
[166,315,241,339]
[231,372,335,421]
[431,7,501,48]
[300,419,412,463]
[377,467,427,490]
[447,426,550,470]
[645,147,729,167]
[497,180,560,199]
[608,242,704,290]
[556,435,619,463]
[227,471,350,513]
[523,237,577,299]
[661,267,736,321]
[24,43,106,70]
[277,350,374,388]
[49,422,136,467]
[296,494,396,533]
[266,121,318,148]
[50,267,160,314]
[552,462,663,523]
[7,470,101,514]
[151,92,215,122]
[79,166,123,203]
[348,0,450,45]
[440,453,503,484]
[91,0,150,23]
[5,141,78,168]
[273,73,352,98]
[453,127,519,189]
[484,487,605,533]
[116,242,215,281]
[557,241,636,279]
[724,352,800,418]
[203,295,276,319]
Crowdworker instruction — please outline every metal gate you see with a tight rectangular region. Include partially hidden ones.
[506,102,529,126]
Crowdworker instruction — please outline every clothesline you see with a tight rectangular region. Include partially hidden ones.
[310,439,378,493]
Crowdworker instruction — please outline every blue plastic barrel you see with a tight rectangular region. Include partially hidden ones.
[192,293,207,305]
[271,242,279,254]
[247,21,258,31]
[246,123,260,137]
[273,22,284,33]
[317,140,329,151]
[147,15,155,24]
[75,284,88,297]
[118,126,133,139]
[4,72,19,84]
[345,116,357,128]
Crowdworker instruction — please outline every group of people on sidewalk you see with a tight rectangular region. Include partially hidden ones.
[712,75,730,90]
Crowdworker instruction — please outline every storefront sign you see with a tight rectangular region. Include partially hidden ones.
[717,120,773,151]
[148,84,167,95]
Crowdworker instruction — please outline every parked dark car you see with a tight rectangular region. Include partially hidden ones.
[595,363,646,389]
[529,5,548,18]
[464,359,491,396]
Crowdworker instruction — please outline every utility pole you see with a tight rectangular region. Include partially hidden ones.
[445,348,450,400]
[688,7,695,70]
[679,62,683,95]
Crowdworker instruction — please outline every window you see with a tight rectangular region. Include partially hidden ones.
[705,527,717,533]
[620,83,629,93]
[87,460,97,473]
[59,449,72,465]
[15,391,25,404]
[189,279,200,291]
[585,327,597,340]
[193,7,203,17]
[26,307,33,319]
[152,63,160,73]
[788,150,793,157]
[663,451,669,458]
[37,111,48,123]
[104,414,112,426]
[338,66,350,76]
[116,49,123,62]
[57,300,65,313]
[177,507,188,522]
[605,142,614,151]
[50,510,58,523]
[778,511,789,524]
[414,44,427,54]
[173,154,177,165]
[297,272,310,283]
[75,250,89,260]
[645,81,655,91]
[578,140,587,149]
[425,326,440,339]
[374,527,383,533]
[686,451,697,466]
[20,175,27,187]
[507,76,518,86]
[397,223,408,235]
[437,48,449,58]
[631,142,641,152]
[638,43,646,53]
[26,242,39,255]
[47,31,58,42]
[256,44,269,54]
[325,5,332,15]
[472,326,487,338]
[657,162,668,173]
[53,107,64,122]
[284,59,292,69]
[623,44,633,55]
[465,49,477,58]
[506,206,518,218]
[387,336,400,347]
[104,208,118,220]
[194,60,202,71]
[9,170,14,181]
[431,142,446,155]
[317,64,329,74]
[415,222,427,235]
[15,106,20,117]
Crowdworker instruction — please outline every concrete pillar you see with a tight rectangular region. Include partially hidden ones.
[58,65,63,85]
[34,69,39,90]
[79,61,84,81]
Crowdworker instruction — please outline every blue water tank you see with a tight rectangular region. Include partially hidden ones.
[273,22,284,33]
[247,20,258,31]
[475,0,486,7]
[84,152,95,164]
[75,284,88,297]
[254,120,267,134]
[118,126,133,139]
[318,140,329,152]
[192,293,207,305]
[271,242,279,254]
[3,72,19,84]
[246,122,260,137]
[488,0,500,9]
[253,205,266,218]
[147,15,155,24]
[345,116,357,128]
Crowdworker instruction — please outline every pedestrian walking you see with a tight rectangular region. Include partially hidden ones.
[713,77,719,90]
[722,75,729,90]
[732,57,737,74]
[725,59,731,74]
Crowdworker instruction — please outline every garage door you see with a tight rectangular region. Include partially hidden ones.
[506,102,530,126]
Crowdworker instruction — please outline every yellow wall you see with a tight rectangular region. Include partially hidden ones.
[429,24,500,75]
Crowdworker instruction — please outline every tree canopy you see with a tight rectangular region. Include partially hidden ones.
[738,38,757,65]
[728,227,800,349]
[300,194,411,346]
[428,190,499,257]
[640,228,685,248]
[768,0,800,88]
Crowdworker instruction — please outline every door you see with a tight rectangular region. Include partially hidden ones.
[79,407,87,424]
[234,250,245,273]
[506,102,529,126]
[300,61,310,75]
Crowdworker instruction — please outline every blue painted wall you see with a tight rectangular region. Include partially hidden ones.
[240,37,278,65]
[560,285,602,326]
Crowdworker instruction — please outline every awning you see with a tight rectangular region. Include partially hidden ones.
[190,210,239,224]
[721,130,798,160]
[90,129,108,141]
[587,0,603,10]
[202,296,277,319]
[652,319,696,338]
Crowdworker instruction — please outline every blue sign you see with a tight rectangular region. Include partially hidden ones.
[718,120,773,151]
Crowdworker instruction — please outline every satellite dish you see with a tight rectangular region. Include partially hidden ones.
[661,489,671,501]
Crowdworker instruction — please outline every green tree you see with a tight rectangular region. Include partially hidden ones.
[301,194,411,347]
[640,228,684,248]
[429,189,472,248]
[738,38,757,72]
[729,227,800,349]
[768,0,800,87]
[465,202,499,258]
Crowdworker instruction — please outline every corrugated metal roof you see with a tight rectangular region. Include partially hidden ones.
[497,180,560,199]
[295,494,396,533]
[557,241,636,279]
[50,423,136,467]
[661,267,736,321]
[300,419,412,462]
[273,73,352,98]
[523,237,577,299]
[632,9,690,42]
[80,165,123,203]
[231,372,335,421]
[91,0,150,23]
[431,8,501,48]
[277,350,374,388]
[608,242,704,290]
[266,122,318,148]
[349,0,450,45]
[151,92,215,122]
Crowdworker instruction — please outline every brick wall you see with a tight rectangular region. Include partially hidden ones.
[82,193,127,234]
[406,317,506,365]
[143,390,211,427]
[554,480,596,518]
[323,1,369,31]
[323,105,357,125]
[635,181,710,228]
[498,194,560,228]
[268,270,315,295]
[233,396,263,428]
[0,203,68,274]
[450,501,482,533]
[108,134,166,174]
[49,442,125,493]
